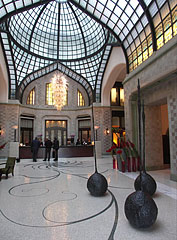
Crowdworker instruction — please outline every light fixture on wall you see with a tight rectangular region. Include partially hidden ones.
[51,72,68,111]
[0,126,2,135]
[12,125,18,142]
[94,126,100,141]
[106,128,110,135]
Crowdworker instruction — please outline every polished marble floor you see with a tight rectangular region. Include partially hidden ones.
[0,156,177,240]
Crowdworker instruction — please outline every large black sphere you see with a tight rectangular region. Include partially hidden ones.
[87,172,108,197]
[134,172,157,196]
[124,190,158,228]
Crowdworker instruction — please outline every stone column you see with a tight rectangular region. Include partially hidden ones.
[93,105,112,154]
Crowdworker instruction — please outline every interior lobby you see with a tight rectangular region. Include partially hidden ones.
[0,0,177,239]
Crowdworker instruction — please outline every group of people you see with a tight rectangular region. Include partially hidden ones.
[31,137,59,162]
[76,138,91,145]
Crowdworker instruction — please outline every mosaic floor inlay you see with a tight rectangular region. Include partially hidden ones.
[0,156,177,240]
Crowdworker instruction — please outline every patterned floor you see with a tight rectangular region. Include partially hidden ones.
[0,156,177,240]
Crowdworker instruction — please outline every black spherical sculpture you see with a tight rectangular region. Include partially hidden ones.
[134,96,157,197]
[134,171,157,196]
[124,190,158,228]
[124,80,158,229]
[87,103,108,197]
[87,172,108,197]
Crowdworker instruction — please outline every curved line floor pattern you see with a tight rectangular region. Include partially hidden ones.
[0,156,176,240]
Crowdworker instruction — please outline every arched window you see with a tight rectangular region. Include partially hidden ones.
[78,90,85,107]
[27,88,35,105]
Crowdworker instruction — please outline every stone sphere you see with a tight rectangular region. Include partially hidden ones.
[124,190,158,228]
[134,172,157,196]
[87,172,108,196]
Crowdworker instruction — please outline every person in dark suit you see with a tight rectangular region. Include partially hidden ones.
[43,138,52,161]
[31,137,40,162]
[76,138,81,145]
[53,137,59,161]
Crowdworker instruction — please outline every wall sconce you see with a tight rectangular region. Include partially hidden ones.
[106,128,110,135]
[12,125,18,142]
[94,126,100,141]
[0,126,2,136]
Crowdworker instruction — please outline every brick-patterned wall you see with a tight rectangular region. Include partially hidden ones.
[0,71,92,157]
[0,102,112,157]
[19,105,92,144]
[168,93,177,181]
[22,70,89,108]
[93,106,112,153]
[20,70,92,143]
[0,102,19,157]
[102,108,112,153]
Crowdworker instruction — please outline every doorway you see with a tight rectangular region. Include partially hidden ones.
[144,102,170,170]
[20,118,33,146]
[161,104,170,165]
[78,119,91,144]
[45,120,67,146]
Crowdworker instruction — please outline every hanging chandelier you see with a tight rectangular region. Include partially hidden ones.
[51,73,68,111]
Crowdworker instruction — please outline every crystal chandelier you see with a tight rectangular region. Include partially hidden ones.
[51,72,68,111]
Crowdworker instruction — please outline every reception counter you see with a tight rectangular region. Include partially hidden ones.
[19,145,93,159]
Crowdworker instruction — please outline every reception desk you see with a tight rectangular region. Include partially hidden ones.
[19,145,93,159]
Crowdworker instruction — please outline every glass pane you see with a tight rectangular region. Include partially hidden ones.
[1,0,176,97]
[57,130,62,145]
[82,130,88,141]
[111,88,117,103]
[120,88,124,106]
[51,130,55,141]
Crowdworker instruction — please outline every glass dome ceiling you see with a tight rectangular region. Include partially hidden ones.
[0,0,176,102]
[8,1,109,60]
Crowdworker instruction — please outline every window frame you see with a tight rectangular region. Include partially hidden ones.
[26,87,35,105]
[77,89,85,107]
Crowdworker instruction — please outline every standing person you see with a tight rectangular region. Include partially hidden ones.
[43,138,52,161]
[31,137,40,162]
[76,138,81,145]
[53,137,59,161]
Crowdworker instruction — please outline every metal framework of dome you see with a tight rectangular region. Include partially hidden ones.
[0,0,176,102]
[8,1,108,60]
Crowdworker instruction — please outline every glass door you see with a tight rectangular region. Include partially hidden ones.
[20,118,33,146]
[78,119,91,144]
[45,120,67,146]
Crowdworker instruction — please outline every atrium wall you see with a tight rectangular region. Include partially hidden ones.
[0,44,8,103]
[123,35,177,181]
[0,70,113,157]
[101,47,126,106]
